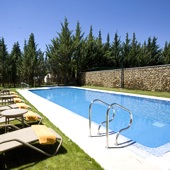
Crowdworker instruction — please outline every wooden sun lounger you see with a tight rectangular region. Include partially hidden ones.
[0,124,62,156]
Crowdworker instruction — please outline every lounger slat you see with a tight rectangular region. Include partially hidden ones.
[0,127,37,152]
[0,126,62,156]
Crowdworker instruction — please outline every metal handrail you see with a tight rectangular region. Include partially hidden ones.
[89,99,111,137]
[98,107,116,135]
[106,103,133,147]
[89,99,133,148]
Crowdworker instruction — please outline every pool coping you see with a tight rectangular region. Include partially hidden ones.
[18,88,170,170]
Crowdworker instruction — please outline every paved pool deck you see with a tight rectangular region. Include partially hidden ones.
[17,88,170,170]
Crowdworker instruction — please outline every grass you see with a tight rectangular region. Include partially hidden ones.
[0,88,103,170]
[82,85,170,98]
[1,86,170,170]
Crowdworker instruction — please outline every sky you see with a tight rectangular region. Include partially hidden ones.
[0,0,170,53]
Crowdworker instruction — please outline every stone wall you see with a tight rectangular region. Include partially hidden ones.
[81,64,170,92]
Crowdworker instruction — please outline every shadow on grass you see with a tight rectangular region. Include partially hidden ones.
[0,122,67,170]
[0,142,67,170]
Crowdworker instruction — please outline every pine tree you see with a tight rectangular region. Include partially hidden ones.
[46,18,74,85]
[103,33,112,67]
[109,32,122,68]
[22,33,40,86]
[144,36,162,66]
[127,33,141,67]
[0,37,9,87]
[122,33,131,67]
[36,50,46,86]
[57,18,74,84]
[73,21,84,84]
[82,25,97,71]
[162,41,170,64]
[22,40,29,83]
[96,30,105,68]
[9,42,22,87]
[46,37,60,84]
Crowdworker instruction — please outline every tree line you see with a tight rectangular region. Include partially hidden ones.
[0,18,170,87]
[0,34,46,87]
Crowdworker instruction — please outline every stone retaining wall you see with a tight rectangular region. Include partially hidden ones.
[81,65,170,92]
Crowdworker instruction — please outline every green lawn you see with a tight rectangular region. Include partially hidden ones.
[0,88,103,170]
[0,86,170,170]
[82,85,170,98]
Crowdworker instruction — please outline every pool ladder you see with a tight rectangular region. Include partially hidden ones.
[89,99,133,148]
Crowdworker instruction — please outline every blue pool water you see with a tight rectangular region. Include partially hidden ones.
[30,87,170,149]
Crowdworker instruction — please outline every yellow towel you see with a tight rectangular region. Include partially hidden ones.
[24,111,38,121]
[31,125,56,144]
[10,91,17,95]
[16,103,30,109]
[13,98,22,103]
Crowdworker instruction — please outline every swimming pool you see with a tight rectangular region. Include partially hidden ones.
[30,87,170,151]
